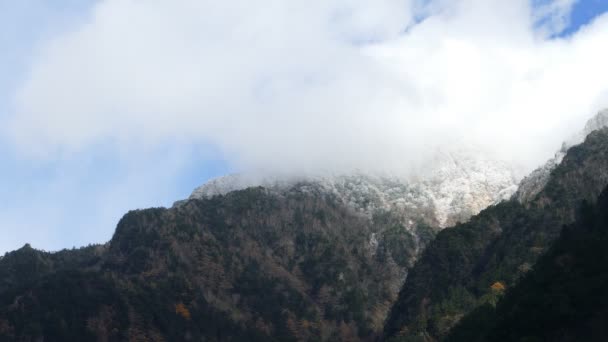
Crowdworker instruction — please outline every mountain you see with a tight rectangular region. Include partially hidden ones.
[0,185,438,341]
[0,142,520,341]
[446,185,608,342]
[2,107,606,341]
[384,112,608,340]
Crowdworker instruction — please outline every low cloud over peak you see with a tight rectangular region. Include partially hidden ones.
[5,0,608,175]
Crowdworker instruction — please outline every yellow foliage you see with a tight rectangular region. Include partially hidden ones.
[491,281,506,291]
[175,303,191,320]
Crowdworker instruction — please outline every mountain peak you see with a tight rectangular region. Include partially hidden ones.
[184,146,521,228]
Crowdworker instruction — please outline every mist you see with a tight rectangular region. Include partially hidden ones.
[4,0,607,177]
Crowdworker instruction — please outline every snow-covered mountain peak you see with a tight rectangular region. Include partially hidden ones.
[183,145,521,229]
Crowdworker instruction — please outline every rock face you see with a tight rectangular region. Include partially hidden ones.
[186,145,520,229]
[512,148,567,203]
[384,126,608,341]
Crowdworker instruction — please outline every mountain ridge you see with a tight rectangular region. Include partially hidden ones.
[514,108,608,203]
[384,121,608,340]
[1,109,608,341]
[183,145,521,229]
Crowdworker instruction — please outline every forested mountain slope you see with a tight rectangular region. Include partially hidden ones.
[0,186,435,341]
[445,185,608,342]
[384,128,608,341]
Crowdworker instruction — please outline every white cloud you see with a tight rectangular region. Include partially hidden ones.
[5,0,608,176]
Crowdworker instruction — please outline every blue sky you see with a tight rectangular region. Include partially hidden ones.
[0,2,231,251]
[1,0,608,254]
[562,0,608,35]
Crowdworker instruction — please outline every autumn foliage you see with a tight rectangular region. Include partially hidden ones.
[175,303,191,320]
[490,282,506,291]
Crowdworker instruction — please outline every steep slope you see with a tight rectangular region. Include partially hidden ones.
[514,108,608,203]
[446,186,608,342]
[384,127,608,340]
[0,187,434,341]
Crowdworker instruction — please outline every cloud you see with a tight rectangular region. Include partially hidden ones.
[532,0,578,36]
[5,0,608,176]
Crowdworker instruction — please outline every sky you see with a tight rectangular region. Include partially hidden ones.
[1,0,608,254]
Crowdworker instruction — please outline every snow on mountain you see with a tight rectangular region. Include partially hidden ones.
[183,109,608,226]
[183,144,521,229]
[515,108,608,203]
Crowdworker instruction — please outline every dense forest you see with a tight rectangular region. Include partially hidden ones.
[0,186,435,341]
[446,187,608,342]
